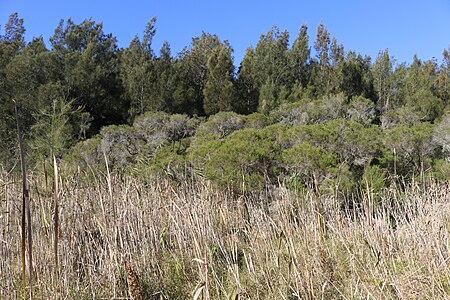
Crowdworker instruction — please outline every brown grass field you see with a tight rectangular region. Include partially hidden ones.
[1,170,450,299]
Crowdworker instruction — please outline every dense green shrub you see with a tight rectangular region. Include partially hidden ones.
[64,135,103,170]
[203,128,281,191]
[382,122,436,175]
[281,142,337,187]
[133,139,192,182]
[286,119,381,166]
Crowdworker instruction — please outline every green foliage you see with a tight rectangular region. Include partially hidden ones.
[194,111,244,140]
[258,77,278,114]
[435,48,450,104]
[1,13,449,195]
[120,18,161,118]
[133,111,170,145]
[281,142,337,186]
[50,18,126,132]
[203,128,280,191]
[340,51,373,100]
[287,119,381,166]
[134,111,199,144]
[1,12,25,47]
[347,96,376,125]
[432,159,450,180]
[158,255,192,300]
[275,94,347,124]
[433,112,450,159]
[310,23,344,97]
[289,24,311,88]
[234,47,259,114]
[360,165,386,196]
[322,162,356,196]
[243,112,271,129]
[174,32,234,115]
[203,42,234,115]
[382,122,436,175]
[252,26,290,88]
[64,135,103,172]
[134,138,191,182]
[29,98,86,165]
[372,49,395,113]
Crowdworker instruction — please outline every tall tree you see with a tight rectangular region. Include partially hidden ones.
[235,47,259,114]
[120,17,159,118]
[310,23,342,96]
[340,51,373,100]
[1,12,25,47]
[203,42,234,115]
[314,22,330,66]
[289,24,311,88]
[253,26,290,87]
[258,76,277,114]
[391,56,442,122]
[372,49,395,113]
[0,12,26,168]
[235,26,292,114]
[153,41,176,112]
[435,48,450,105]
[173,32,230,115]
[50,18,125,134]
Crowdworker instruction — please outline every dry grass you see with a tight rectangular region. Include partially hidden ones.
[1,170,450,299]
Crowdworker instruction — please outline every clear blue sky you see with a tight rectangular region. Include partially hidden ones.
[1,0,449,66]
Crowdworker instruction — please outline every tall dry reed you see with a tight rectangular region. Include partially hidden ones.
[0,169,449,299]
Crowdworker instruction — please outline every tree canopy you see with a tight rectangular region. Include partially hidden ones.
[1,13,449,194]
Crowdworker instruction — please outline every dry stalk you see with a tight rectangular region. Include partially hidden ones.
[53,156,59,271]
[14,99,33,298]
[1,172,450,299]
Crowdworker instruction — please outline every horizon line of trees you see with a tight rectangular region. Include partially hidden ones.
[0,12,449,180]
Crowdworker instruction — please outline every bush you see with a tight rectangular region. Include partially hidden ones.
[133,111,171,145]
[281,142,337,187]
[382,122,436,175]
[99,124,142,170]
[286,119,381,166]
[64,135,103,170]
[433,112,450,160]
[243,112,271,129]
[275,93,347,125]
[347,96,376,125]
[195,111,245,139]
[203,128,281,191]
[133,138,192,182]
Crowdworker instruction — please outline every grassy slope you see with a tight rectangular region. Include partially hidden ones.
[1,171,450,299]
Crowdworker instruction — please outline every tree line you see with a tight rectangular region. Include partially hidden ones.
[1,12,449,193]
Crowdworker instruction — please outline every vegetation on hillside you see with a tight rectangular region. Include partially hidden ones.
[0,13,449,192]
[1,12,450,298]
